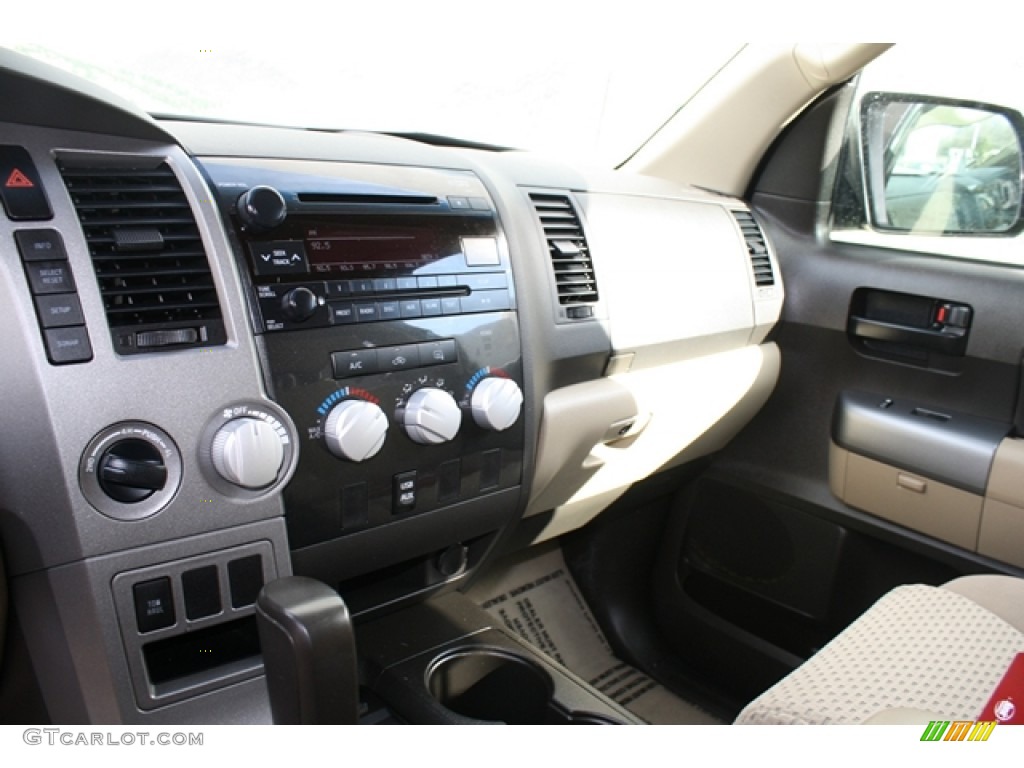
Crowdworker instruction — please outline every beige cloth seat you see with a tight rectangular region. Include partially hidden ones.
[734,575,1024,725]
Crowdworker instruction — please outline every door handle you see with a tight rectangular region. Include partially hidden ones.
[848,315,968,355]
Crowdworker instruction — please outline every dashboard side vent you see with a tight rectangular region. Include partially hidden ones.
[732,209,775,288]
[58,160,226,355]
[528,193,599,309]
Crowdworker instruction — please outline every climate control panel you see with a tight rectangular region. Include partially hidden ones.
[262,312,524,552]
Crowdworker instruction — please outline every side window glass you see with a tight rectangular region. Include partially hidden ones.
[830,46,1024,264]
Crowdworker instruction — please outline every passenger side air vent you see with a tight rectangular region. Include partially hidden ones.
[529,193,599,312]
[732,210,775,287]
[58,160,227,355]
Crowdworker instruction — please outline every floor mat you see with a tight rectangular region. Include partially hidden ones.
[467,544,722,725]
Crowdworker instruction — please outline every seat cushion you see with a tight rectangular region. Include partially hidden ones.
[734,583,1024,725]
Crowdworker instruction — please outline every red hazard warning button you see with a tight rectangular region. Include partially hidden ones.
[5,168,35,188]
[0,145,52,220]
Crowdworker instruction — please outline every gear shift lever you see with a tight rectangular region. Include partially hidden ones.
[255,576,360,724]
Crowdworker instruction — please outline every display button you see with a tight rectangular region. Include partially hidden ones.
[420,339,457,366]
[249,241,309,277]
[15,229,66,262]
[399,299,422,318]
[24,260,76,294]
[182,565,222,621]
[44,326,92,364]
[376,344,420,373]
[332,349,378,378]
[393,471,418,513]
[133,577,176,633]
[421,298,442,316]
[34,293,84,328]
[354,303,379,322]
[328,302,356,325]
[0,145,52,220]
[461,289,510,313]
[378,300,401,320]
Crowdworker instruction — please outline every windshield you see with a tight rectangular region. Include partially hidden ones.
[9,40,743,167]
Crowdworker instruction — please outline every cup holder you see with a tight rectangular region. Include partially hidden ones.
[427,648,620,724]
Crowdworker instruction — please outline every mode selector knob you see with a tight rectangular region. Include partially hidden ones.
[211,417,287,489]
[281,286,318,322]
[237,185,287,231]
[325,400,388,462]
[402,389,461,445]
[471,378,523,432]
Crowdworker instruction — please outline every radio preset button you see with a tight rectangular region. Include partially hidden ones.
[397,277,417,291]
[352,279,375,294]
[327,280,352,297]
[417,276,439,289]
[373,278,397,292]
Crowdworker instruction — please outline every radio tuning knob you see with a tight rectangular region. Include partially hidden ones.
[324,400,388,462]
[237,185,287,231]
[402,388,461,445]
[211,417,287,489]
[281,286,318,322]
[470,377,523,431]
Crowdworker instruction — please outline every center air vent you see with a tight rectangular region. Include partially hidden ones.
[58,160,226,355]
[529,193,599,312]
[732,209,775,288]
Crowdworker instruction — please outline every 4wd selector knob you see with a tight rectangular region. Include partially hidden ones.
[402,388,461,445]
[211,417,287,489]
[470,377,523,431]
[325,400,388,462]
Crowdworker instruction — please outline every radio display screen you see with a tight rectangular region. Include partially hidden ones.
[304,222,451,273]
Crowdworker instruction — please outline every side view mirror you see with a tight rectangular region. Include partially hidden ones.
[861,93,1024,235]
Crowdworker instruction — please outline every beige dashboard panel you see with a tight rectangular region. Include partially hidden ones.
[830,443,983,551]
[979,438,1024,568]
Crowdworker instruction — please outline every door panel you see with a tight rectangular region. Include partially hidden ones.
[651,86,1024,712]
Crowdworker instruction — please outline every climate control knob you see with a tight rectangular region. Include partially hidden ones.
[325,400,388,462]
[402,388,461,445]
[211,417,287,489]
[470,377,523,431]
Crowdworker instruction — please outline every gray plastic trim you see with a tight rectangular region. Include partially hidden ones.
[833,390,1010,495]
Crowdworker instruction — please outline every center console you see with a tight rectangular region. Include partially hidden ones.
[201,158,527,614]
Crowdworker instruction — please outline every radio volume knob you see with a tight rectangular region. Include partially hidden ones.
[325,400,388,462]
[471,378,523,432]
[211,417,287,489]
[402,389,461,445]
[237,185,287,231]
[281,286,318,322]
